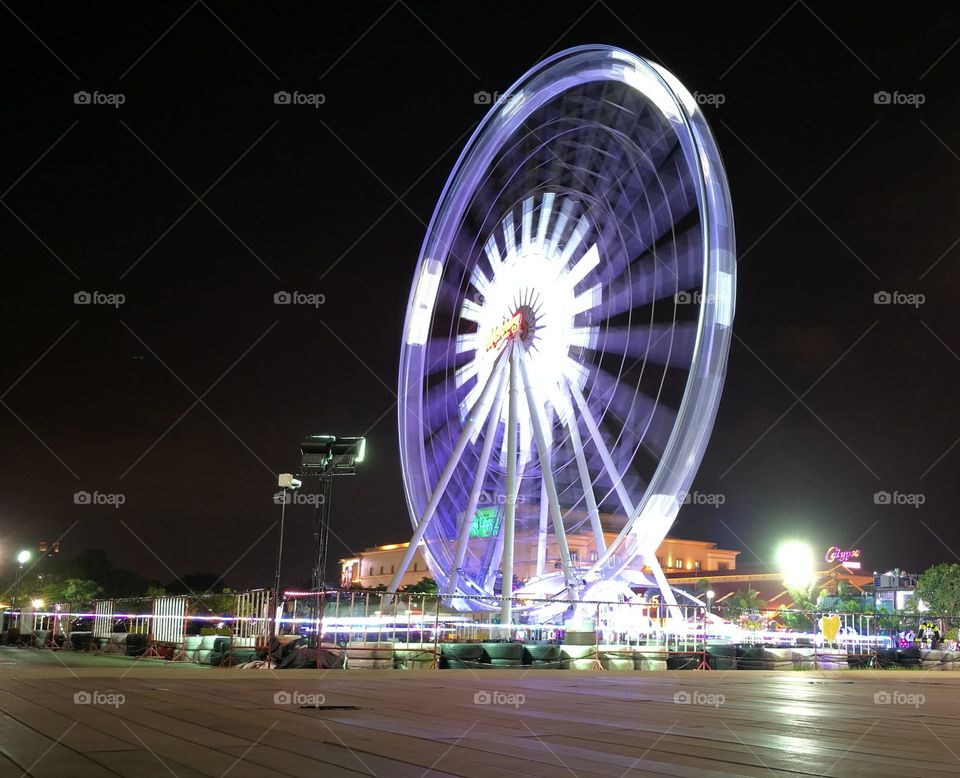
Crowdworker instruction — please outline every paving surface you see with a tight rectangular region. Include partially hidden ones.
[0,647,959,776]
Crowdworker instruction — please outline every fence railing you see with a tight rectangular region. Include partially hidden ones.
[3,588,955,663]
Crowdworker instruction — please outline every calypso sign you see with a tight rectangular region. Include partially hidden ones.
[825,546,861,565]
[485,311,524,352]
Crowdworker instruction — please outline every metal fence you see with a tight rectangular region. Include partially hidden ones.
[278,589,905,654]
[4,588,956,670]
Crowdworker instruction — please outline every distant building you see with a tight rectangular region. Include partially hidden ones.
[873,569,919,612]
[340,535,740,590]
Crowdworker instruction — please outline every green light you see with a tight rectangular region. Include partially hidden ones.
[469,507,500,538]
[355,438,366,463]
[17,550,30,565]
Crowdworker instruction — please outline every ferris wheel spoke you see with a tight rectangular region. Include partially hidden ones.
[446,365,508,598]
[517,348,576,591]
[576,322,697,369]
[547,197,577,257]
[387,346,510,597]
[599,234,703,318]
[586,365,678,464]
[564,411,606,557]
[535,191,556,248]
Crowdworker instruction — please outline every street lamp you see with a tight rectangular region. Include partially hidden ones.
[706,589,715,614]
[775,540,815,592]
[13,550,31,610]
[272,473,302,622]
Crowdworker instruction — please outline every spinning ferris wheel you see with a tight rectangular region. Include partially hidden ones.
[388,45,736,616]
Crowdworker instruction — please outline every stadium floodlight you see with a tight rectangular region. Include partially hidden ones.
[295,435,367,595]
[299,435,366,476]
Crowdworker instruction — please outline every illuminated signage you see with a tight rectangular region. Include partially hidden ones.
[470,506,501,538]
[825,546,861,565]
[485,311,524,352]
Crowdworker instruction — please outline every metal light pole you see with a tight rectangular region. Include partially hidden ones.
[12,550,30,628]
[273,474,301,638]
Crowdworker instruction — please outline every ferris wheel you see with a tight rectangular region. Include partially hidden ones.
[389,45,736,615]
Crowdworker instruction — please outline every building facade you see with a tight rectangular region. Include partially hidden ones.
[340,535,740,590]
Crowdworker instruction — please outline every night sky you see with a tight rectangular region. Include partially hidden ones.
[2,3,959,591]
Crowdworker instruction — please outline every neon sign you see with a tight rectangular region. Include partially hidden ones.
[485,311,524,352]
[825,546,861,565]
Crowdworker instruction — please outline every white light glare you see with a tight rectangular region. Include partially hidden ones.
[776,540,815,591]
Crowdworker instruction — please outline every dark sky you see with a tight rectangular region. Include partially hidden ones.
[2,2,959,590]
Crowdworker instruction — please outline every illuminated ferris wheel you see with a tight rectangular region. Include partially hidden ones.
[389,45,736,614]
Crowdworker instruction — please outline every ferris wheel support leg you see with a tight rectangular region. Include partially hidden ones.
[567,379,634,527]
[446,367,508,601]
[565,411,606,558]
[386,349,509,599]
[517,349,577,593]
[500,346,521,632]
[646,554,679,611]
[535,464,548,577]
[484,518,505,592]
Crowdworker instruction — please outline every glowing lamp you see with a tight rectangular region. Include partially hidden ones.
[776,540,815,591]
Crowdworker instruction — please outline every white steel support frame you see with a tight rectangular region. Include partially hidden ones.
[564,410,606,558]
[567,376,678,608]
[535,475,549,578]
[500,345,521,628]
[516,348,576,592]
[388,347,510,597]
[446,366,509,599]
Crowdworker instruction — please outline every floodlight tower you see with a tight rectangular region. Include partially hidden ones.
[298,435,366,591]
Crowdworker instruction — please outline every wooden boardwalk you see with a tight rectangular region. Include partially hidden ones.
[0,648,959,776]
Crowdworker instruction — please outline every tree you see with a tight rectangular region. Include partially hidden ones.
[401,577,438,594]
[42,578,102,604]
[724,588,766,614]
[916,563,960,621]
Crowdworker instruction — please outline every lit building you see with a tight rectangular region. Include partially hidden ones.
[873,569,919,612]
[340,534,739,590]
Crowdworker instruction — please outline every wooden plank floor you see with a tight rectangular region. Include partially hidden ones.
[1,648,959,776]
